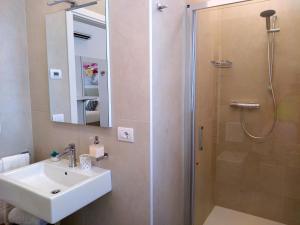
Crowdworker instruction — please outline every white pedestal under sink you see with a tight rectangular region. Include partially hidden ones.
[0,159,112,224]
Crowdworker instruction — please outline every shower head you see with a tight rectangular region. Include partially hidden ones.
[260,10,276,18]
[260,10,276,30]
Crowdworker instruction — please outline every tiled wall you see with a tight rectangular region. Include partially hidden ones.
[216,1,300,224]
[194,0,300,224]
[152,0,186,225]
[26,1,150,225]
[0,0,33,158]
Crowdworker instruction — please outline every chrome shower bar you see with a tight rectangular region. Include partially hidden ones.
[230,101,260,110]
[211,60,232,68]
[267,28,280,33]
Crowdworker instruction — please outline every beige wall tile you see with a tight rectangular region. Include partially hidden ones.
[215,182,242,211]
[225,122,245,142]
[240,191,284,222]
[216,151,247,185]
[195,0,300,223]
[26,1,151,225]
[259,163,284,196]
[284,166,300,200]
[283,144,300,168]
[283,197,300,225]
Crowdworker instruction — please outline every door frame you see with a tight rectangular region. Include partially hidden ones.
[185,1,253,225]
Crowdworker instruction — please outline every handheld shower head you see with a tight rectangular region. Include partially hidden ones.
[260,10,276,30]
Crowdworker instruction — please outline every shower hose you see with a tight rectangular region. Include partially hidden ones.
[241,18,278,141]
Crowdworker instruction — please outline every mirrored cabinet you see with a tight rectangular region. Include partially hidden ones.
[46,2,112,128]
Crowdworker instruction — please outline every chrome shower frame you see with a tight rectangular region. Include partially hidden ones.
[185,1,253,225]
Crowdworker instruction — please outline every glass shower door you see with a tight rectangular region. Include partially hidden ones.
[193,7,219,225]
[193,1,300,225]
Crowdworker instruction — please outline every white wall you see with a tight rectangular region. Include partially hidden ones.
[46,11,72,123]
[74,20,107,60]
[151,0,186,225]
[0,0,33,158]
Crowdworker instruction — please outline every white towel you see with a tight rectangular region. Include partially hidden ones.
[2,153,30,172]
[0,153,43,225]
[8,208,47,225]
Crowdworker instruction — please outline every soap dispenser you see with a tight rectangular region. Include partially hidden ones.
[89,136,105,159]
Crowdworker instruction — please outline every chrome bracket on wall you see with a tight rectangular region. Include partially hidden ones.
[230,101,260,110]
[211,60,232,68]
[157,1,168,11]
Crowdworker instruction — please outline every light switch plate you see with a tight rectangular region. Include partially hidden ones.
[118,127,134,143]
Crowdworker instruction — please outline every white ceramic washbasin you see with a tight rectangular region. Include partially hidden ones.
[0,159,112,224]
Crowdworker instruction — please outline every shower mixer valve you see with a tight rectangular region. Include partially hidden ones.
[231,9,279,141]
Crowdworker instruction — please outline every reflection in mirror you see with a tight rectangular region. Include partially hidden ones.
[46,0,111,127]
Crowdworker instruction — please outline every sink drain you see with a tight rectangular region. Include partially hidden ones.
[51,189,61,195]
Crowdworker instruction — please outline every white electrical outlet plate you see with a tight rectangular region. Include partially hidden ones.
[118,127,134,143]
[52,114,65,123]
[50,69,62,80]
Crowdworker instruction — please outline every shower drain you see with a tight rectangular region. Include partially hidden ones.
[51,189,61,195]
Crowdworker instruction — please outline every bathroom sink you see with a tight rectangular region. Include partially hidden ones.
[0,159,112,224]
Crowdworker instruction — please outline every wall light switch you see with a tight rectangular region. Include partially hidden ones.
[118,127,134,143]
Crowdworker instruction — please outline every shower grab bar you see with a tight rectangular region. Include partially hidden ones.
[211,60,232,68]
[267,28,280,33]
[230,101,260,110]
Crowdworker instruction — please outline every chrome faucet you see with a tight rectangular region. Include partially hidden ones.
[57,143,77,168]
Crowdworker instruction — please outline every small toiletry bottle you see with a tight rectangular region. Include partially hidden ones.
[50,150,60,162]
[89,136,105,159]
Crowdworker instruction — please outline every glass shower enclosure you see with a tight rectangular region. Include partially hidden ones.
[187,0,300,224]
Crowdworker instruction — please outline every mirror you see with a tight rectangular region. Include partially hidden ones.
[45,1,111,127]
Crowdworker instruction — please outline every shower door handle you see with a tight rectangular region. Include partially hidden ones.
[198,126,204,151]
